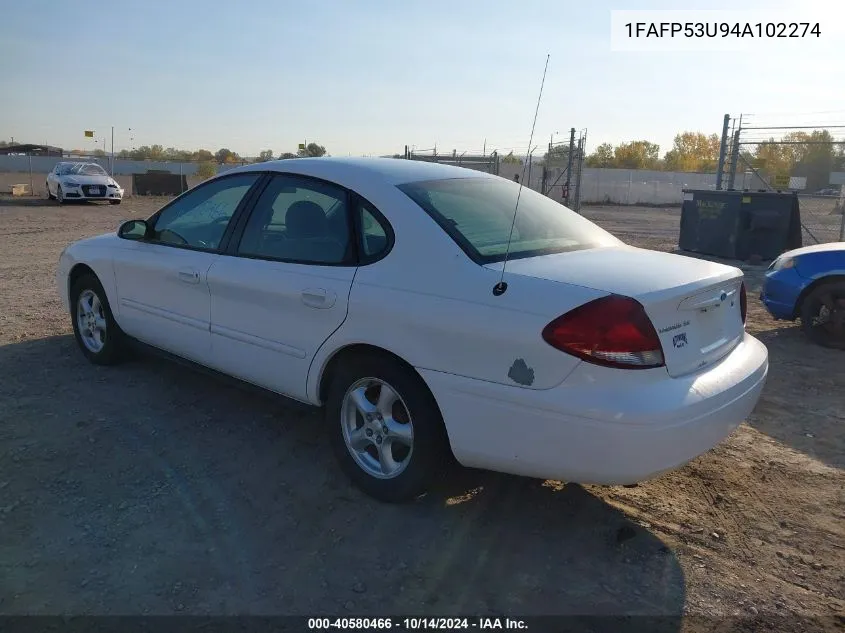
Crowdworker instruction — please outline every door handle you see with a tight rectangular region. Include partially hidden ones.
[301,288,336,309]
[177,268,200,284]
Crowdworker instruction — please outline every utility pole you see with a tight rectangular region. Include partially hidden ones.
[483,139,486,156]
[110,126,114,175]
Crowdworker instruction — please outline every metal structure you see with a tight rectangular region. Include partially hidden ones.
[402,145,500,175]
[401,128,586,213]
[540,128,587,212]
[716,113,845,243]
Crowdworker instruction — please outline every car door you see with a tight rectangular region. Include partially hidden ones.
[111,172,263,366]
[206,173,357,401]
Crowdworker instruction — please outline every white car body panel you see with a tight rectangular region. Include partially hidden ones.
[57,157,769,485]
[420,333,767,484]
[111,241,218,365]
[205,257,355,401]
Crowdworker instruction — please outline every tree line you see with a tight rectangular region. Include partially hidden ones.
[73,142,329,164]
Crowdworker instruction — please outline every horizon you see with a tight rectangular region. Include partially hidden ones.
[2,0,843,158]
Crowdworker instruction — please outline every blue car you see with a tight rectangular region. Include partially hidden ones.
[760,242,845,349]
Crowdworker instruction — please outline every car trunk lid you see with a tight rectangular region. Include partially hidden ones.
[486,245,746,377]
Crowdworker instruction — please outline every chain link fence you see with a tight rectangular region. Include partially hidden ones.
[717,113,845,244]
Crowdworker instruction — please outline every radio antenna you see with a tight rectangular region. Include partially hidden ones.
[493,54,550,297]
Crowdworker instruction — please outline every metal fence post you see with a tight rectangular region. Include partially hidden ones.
[715,114,730,190]
[839,205,845,241]
[727,130,740,190]
[29,154,34,196]
[564,128,575,203]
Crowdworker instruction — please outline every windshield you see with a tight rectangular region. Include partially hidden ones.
[398,177,620,263]
[58,163,107,176]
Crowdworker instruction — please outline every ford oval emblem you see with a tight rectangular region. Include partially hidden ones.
[720,291,727,302]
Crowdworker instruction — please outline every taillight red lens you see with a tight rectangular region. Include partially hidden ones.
[740,282,747,325]
[542,295,665,369]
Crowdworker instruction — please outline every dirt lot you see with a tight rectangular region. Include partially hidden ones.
[0,196,842,628]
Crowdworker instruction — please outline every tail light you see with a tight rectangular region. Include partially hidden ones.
[542,295,665,370]
[739,282,747,325]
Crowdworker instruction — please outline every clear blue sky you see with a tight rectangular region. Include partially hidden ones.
[1,0,842,157]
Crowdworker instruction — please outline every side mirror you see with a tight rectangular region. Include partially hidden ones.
[118,219,150,240]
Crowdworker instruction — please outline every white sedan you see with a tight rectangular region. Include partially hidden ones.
[47,161,123,204]
[56,158,769,502]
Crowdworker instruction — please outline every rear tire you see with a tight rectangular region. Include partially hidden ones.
[110,199,121,205]
[70,273,127,365]
[800,280,845,350]
[326,353,450,503]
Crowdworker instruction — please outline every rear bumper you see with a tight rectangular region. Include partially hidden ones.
[420,333,768,484]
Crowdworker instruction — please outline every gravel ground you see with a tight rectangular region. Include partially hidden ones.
[0,196,842,629]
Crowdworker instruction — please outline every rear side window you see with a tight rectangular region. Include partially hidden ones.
[398,177,618,264]
[358,199,390,260]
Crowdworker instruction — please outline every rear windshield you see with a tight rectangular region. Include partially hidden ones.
[398,177,619,263]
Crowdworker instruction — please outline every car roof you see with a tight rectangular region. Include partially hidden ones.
[228,156,497,185]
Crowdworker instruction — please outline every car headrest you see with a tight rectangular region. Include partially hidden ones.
[286,201,327,238]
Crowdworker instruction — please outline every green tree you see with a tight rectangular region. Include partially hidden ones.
[215,148,241,164]
[586,143,615,168]
[164,147,192,161]
[191,149,214,162]
[91,149,106,158]
[257,149,275,162]
[791,130,836,191]
[148,144,165,160]
[297,142,327,157]
[197,161,217,180]
[501,151,523,165]
[278,152,297,160]
[613,140,660,169]
[663,132,720,172]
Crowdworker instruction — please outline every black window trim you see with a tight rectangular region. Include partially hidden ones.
[136,170,269,255]
[224,172,394,268]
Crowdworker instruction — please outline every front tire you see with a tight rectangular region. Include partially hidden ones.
[46,182,54,200]
[57,185,65,205]
[70,273,126,365]
[110,199,121,205]
[800,280,845,350]
[326,353,451,503]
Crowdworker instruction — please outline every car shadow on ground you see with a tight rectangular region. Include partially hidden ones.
[0,195,119,208]
[0,195,56,207]
[748,325,844,469]
[0,335,684,623]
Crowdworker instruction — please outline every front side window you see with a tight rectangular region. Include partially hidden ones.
[237,175,352,265]
[398,177,620,263]
[151,173,260,250]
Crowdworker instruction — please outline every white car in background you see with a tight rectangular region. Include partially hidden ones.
[56,158,768,502]
[47,162,123,205]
